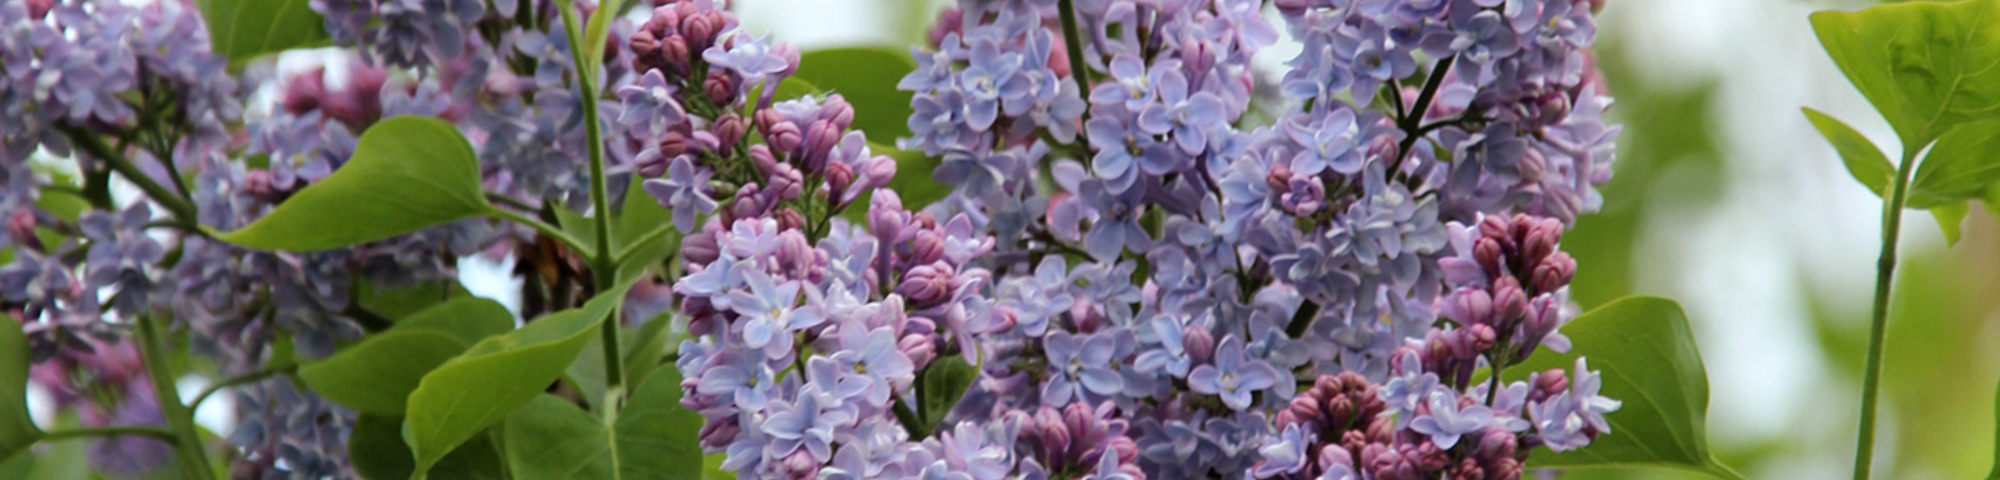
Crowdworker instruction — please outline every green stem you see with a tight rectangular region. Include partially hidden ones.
[488,207,592,256]
[1285,300,1320,338]
[190,364,297,411]
[1852,147,1919,480]
[135,315,217,480]
[40,426,177,442]
[1392,57,1455,168]
[59,126,200,228]
[561,4,625,405]
[1057,0,1094,99]
[891,399,924,439]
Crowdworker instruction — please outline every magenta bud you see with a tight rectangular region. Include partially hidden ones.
[894,264,951,306]
[1473,237,1505,280]
[754,108,785,135]
[1493,276,1528,323]
[704,72,735,105]
[869,191,907,241]
[6,210,36,248]
[1532,252,1576,293]
[908,230,944,266]
[696,417,739,449]
[682,228,721,266]
[658,130,691,158]
[748,144,778,175]
[1266,162,1293,195]
[280,67,326,115]
[1532,369,1569,402]
[662,34,691,69]
[776,450,818,480]
[1466,324,1497,353]
[1522,217,1562,266]
[775,208,806,232]
[1440,288,1493,326]
[801,120,841,172]
[712,114,745,150]
[1479,215,1512,245]
[1182,327,1215,365]
[821,95,855,131]
[681,14,714,50]
[825,162,855,200]
[766,121,803,155]
[861,155,897,189]
[899,334,936,369]
[1477,427,1517,459]
[728,183,765,219]
[1287,396,1322,426]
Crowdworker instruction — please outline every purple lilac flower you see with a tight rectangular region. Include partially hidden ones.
[1041,330,1124,407]
[1187,335,1281,410]
[1409,389,1493,449]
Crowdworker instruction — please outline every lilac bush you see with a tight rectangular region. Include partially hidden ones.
[0,0,1741,478]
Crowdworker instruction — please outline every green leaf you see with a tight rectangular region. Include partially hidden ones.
[402,279,636,474]
[504,367,702,480]
[1503,296,1739,479]
[196,0,329,69]
[349,415,507,480]
[615,176,678,282]
[395,297,516,346]
[356,281,474,321]
[579,0,627,88]
[748,77,821,106]
[298,330,467,416]
[0,320,40,463]
[793,47,919,140]
[1909,119,2000,209]
[217,117,489,252]
[918,356,978,432]
[566,317,672,411]
[1985,182,2000,224]
[615,365,703,479]
[1931,202,1971,246]
[1811,0,2000,151]
[1802,108,1895,197]
[701,454,734,480]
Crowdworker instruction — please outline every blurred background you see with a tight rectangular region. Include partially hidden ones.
[732,0,2000,478]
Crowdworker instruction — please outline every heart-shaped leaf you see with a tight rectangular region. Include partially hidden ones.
[217,117,489,252]
[503,367,702,479]
[402,280,636,474]
[1504,296,1741,479]
[794,47,919,140]
[195,0,329,69]
[0,320,39,463]
[1811,0,2000,151]
[919,356,978,433]
[1801,107,1894,197]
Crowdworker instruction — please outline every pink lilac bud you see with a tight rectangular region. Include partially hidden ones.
[1181,37,1216,88]
[713,114,746,151]
[894,263,952,307]
[1473,237,1505,280]
[869,191,909,244]
[899,333,936,373]
[821,95,855,131]
[1521,217,1563,267]
[1447,459,1483,480]
[928,8,964,49]
[1476,427,1517,460]
[1266,162,1293,195]
[1033,409,1071,460]
[907,229,944,266]
[727,183,765,221]
[682,12,716,51]
[764,121,804,158]
[746,145,779,177]
[697,416,740,449]
[1466,324,1497,352]
[801,120,841,172]
[775,208,807,232]
[1440,288,1493,326]
[243,170,278,199]
[682,224,721,266]
[629,29,660,60]
[1531,369,1568,403]
[705,72,736,105]
[767,163,805,201]
[857,155,897,192]
[1492,276,1527,326]
[1182,326,1215,365]
[1532,251,1577,293]
[659,130,692,158]
[661,35,692,73]
[1517,149,1547,182]
[775,450,818,479]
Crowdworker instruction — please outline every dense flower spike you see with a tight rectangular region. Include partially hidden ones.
[1,0,1626,477]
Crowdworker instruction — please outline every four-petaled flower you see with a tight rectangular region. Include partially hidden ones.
[1188,335,1281,410]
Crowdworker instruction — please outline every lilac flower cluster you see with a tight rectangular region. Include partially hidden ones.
[662,0,1624,478]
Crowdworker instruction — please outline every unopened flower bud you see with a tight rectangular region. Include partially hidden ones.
[1440,288,1493,326]
[908,230,944,266]
[899,334,936,369]
[894,264,951,306]
[1492,276,1528,326]
[704,72,735,105]
[1182,327,1215,365]
[1522,217,1563,267]
[712,114,746,150]
[765,121,803,156]
[1473,237,1505,280]
[821,95,855,131]
[1266,162,1293,195]
[1466,323,1497,352]
[1532,252,1576,293]
[748,144,778,175]
[682,227,720,266]
[775,450,818,480]
[802,120,841,172]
